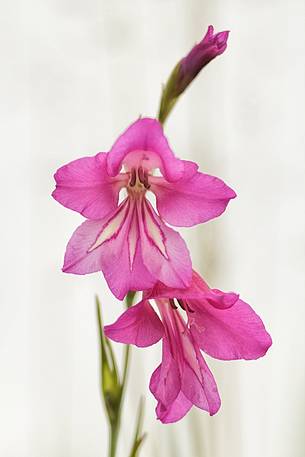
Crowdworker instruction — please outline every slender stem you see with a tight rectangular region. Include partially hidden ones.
[121,344,130,390]
[109,420,119,457]
[107,292,135,457]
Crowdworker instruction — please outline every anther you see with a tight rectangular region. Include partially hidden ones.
[138,166,151,190]
[169,299,178,310]
[138,166,145,183]
[143,170,151,189]
[129,168,136,187]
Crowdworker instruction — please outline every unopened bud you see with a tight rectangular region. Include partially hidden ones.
[158,25,229,124]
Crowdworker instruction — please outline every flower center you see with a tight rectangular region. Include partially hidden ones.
[127,166,150,194]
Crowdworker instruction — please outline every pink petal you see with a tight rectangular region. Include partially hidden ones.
[149,340,180,407]
[104,300,164,348]
[106,118,184,182]
[138,199,192,289]
[150,169,236,227]
[181,353,221,416]
[190,296,272,361]
[146,270,208,301]
[63,199,156,299]
[62,218,108,275]
[177,319,220,415]
[52,153,126,219]
[155,392,192,424]
[146,271,238,308]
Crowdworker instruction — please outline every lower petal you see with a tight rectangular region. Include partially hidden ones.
[149,340,181,407]
[180,332,221,415]
[63,201,156,299]
[155,392,192,424]
[63,219,107,274]
[139,199,192,289]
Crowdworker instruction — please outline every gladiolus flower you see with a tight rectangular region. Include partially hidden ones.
[52,118,235,299]
[104,271,272,423]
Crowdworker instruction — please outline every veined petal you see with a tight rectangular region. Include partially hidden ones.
[172,309,220,415]
[63,218,110,275]
[149,339,181,407]
[190,296,272,361]
[87,199,130,251]
[63,199,156,299]
[150,168,236,227]
[138,199,192,289]
[181,343,220,415]
[104,300,164,347]
[106,118,184,182]
[52,153,126,219]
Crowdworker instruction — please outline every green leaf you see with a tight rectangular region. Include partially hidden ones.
[96,295,121,424]
[128,397,146,457]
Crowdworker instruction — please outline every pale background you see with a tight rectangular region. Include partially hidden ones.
[1,1,304,456]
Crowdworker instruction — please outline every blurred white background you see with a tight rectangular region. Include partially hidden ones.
[0,0,304,456]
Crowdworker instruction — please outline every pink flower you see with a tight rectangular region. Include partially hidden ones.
[52,118,235,299]
[104,271,272,423]
[178,25,229,95]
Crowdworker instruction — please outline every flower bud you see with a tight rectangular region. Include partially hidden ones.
[178,25,229,94]
[158,25,229,124]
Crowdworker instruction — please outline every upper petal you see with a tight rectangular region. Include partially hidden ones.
[104,300,164,348]
[52,153,126,219]
[190,295,272,361]
[146,270,209,301]
[138,199,192,290]
[150,167,236,227]
[106,118,184,182]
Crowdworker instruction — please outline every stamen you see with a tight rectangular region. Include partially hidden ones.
[138,166,145,184]
[138,166,151,189]
[169,299,178,310]
[129,168,136,187]
[177,299,194,313]
[185,300,195,313]
[177,299,186,310]
[143,170,151,189]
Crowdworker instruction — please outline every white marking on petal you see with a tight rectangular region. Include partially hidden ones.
[88,200,129,252]
[143,200,168,258]
[127,207,139,270]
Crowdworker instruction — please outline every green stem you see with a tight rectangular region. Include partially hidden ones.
[109,420,119,457]
[107,292,135,457]
[121,344,130,392]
